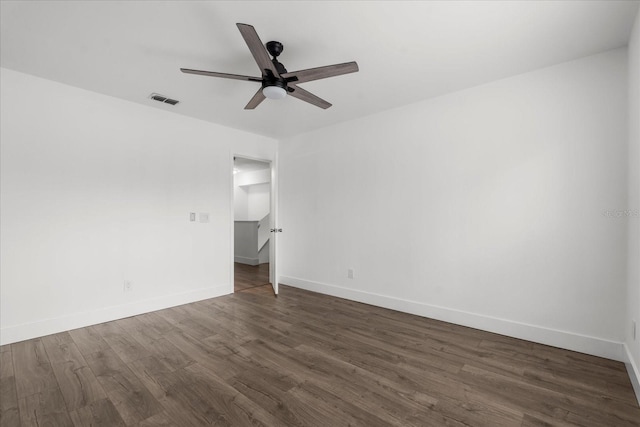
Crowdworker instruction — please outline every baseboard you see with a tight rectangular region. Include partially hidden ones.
[0,284,231,346]
[281,276,625,362]
[624,344,640,406]
[235,256,259,265]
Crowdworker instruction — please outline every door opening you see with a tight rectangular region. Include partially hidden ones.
[232,156,277,295]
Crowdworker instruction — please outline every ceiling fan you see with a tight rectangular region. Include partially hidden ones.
[181,23,359,110]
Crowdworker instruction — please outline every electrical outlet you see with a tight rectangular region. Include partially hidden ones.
[348,268,354,279]
[124,280,133,292]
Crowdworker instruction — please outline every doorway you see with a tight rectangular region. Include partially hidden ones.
[232,156,277,295]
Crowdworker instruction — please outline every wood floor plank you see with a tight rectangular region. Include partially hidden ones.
[432,386,524,427]
[112,316,164,347]
[148,363,284,427]
[51,362,105,411]
[521,364,640,410]
[288,343,448,425]
[68,326,110,356]
[140,338,195,372]
[291,325,470,402]
[154,306,217,341]
[84,348,162,424]
[137,410,179,426]
[459,363,639,427]
[248,336,455,426]
[234,262,270,292]
[290,381,393,427]
[192,304,258,346]
[126,339,197,401]
[92,322,152,363]
[0,346,20,426]
[41,332,107,411]
[128,356,176,401]
[69,398,126,427]
[11,339,58,399]
[1,284,638,426]
[237,283,275,296]
[219,343,299,394]
[229,371,305,426]
[135,312,176,336]
[56,364,106,412]
[0,348,14,380]
[41,332,84,365]
[481,337,633,391]
[162,329,233,377]
[0,376,20,427]
[17,387,72,427]
[185,362,286,427]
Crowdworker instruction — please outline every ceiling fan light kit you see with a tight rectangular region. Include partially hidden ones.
[181,23,359,110]
[262,84,287,100]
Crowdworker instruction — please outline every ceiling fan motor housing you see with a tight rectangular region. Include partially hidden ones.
[263,40,289,96]
[262,79,286,90]
[266,41,283,57]
[266,40,288,76]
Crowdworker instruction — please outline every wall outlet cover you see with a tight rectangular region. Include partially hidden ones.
[199,213,210,223]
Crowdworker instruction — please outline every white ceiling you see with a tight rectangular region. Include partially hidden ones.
[1,1,638,139]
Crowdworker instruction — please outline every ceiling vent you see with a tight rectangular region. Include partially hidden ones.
[149,93,179,106]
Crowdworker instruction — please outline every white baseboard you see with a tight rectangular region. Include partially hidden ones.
[281,276,626,362]
[235,256,259,265]
[0,284,231,346]
[624,344,640,406]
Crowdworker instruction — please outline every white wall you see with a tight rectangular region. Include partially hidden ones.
[234,183,249,220]
[626,10,640,401]
[279,48,628,360]
[233,169,270,221]
[247,183,271,220]
[0,68,277,345]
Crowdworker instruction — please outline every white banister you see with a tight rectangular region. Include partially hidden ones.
[258,213,270,251]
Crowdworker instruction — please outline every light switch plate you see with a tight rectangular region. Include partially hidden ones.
[199,213,210,223]
[190,212,196,222]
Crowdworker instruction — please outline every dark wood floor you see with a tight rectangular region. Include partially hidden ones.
[1,285,639,426]
[234,262,272,294]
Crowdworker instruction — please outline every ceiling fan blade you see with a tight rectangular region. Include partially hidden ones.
[244,88,266,110]
[281,61,358,84]
[236,23,280,78]
[180,68,262,82]
[288,84,332,109]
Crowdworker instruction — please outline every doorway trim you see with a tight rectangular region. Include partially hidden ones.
[230,153,278,295]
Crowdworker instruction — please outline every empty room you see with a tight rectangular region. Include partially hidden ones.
[1,1,639,426]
